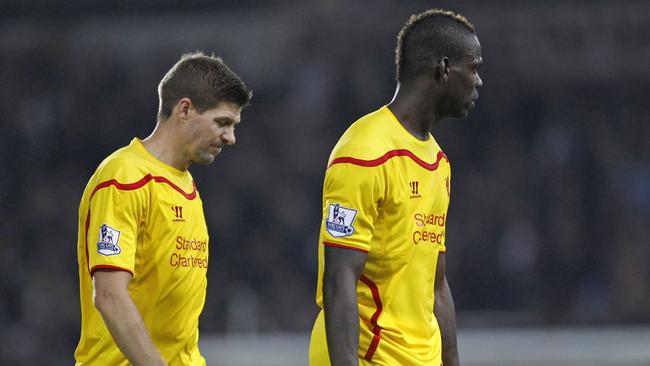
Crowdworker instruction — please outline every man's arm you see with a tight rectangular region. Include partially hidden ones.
[434,254,460,366]
[93,270,167,366]
[323,246,368,366]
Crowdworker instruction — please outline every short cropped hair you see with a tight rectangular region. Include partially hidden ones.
[395,9,476,82]
[157,51,252,120]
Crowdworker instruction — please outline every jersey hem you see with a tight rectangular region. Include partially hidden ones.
[322,241,369,253]
[90,264,134,277]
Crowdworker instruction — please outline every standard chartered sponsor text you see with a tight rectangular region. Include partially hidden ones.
[170,235,208,268]
[412,212,446,245]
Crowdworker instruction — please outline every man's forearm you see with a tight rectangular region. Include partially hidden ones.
[96,290,166,366]
[435,277,460,366]
[323,246,367,366]
[324,278,360,366]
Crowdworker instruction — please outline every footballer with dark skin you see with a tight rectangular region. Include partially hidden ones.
[322,10,482,366]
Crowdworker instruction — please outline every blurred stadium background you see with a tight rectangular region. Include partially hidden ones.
[1,0,649,365]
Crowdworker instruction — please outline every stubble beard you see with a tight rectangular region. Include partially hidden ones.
[193,151,216,165]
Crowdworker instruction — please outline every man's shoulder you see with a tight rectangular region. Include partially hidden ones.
[92,142,148,183]
[330,108,394,161]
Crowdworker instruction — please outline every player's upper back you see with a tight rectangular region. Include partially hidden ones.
[328,106,444,166]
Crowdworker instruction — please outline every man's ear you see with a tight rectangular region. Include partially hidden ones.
[176,98,192,120]
[435,57,450,84]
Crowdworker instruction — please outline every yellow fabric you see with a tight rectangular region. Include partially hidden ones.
[310,106,450,365]
[75,138,208,366]
[310,311,376,366]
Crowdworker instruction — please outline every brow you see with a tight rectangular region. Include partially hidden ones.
[213,116,240,125]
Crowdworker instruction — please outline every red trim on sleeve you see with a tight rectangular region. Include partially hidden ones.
[359,274,383,361]
[84,174,197,276]
[322,241,369,253]
[329,150,448,171]
[84,213,91,275]
[90,265,134,277]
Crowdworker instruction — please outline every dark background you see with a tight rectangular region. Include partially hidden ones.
[0,1,649,364]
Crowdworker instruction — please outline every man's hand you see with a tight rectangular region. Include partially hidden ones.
[93,270,167,366]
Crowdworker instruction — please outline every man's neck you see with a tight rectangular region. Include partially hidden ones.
[141,122,190,171]
[387,82,441,141]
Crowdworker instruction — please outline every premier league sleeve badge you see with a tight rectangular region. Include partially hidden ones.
[325,203,358,238]
[97,224,122,256]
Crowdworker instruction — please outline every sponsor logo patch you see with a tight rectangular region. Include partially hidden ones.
[409,180,421,199]
[171,205,186,222]
[97,224,121,256]
[325,203,357,238]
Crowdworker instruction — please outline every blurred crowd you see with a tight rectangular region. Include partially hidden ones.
[0,1,648,364]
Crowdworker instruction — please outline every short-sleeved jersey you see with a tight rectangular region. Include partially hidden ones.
[310,106,451,365]
[75,138,209,366]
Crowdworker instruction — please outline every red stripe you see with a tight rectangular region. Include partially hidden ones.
[329,149,448,171]
[89,174,197,201]
[322,241,369,253]
[84,174,196,275]
[359,274,383,361]
[84,213,91,274]
[91,265,134,277]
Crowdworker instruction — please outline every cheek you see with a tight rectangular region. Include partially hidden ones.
[204,126,225,145]
[467,73,478,88]
[200,123,218,138]
[449,74,471,95]
[190,125,214,148]
[210,126,224,139]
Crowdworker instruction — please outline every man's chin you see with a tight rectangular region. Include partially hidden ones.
[194,153,217,166]
[447,109,470,119]
[458,104,475,118]
[441,104,471,119]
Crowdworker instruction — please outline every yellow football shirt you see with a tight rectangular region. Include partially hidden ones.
[310,106,451,365]
[75,138,209,366]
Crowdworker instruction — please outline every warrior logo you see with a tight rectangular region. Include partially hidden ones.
[97,224,122,256]
[325,203,357,238]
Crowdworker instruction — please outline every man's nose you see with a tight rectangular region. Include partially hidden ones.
[222,127,236,145]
